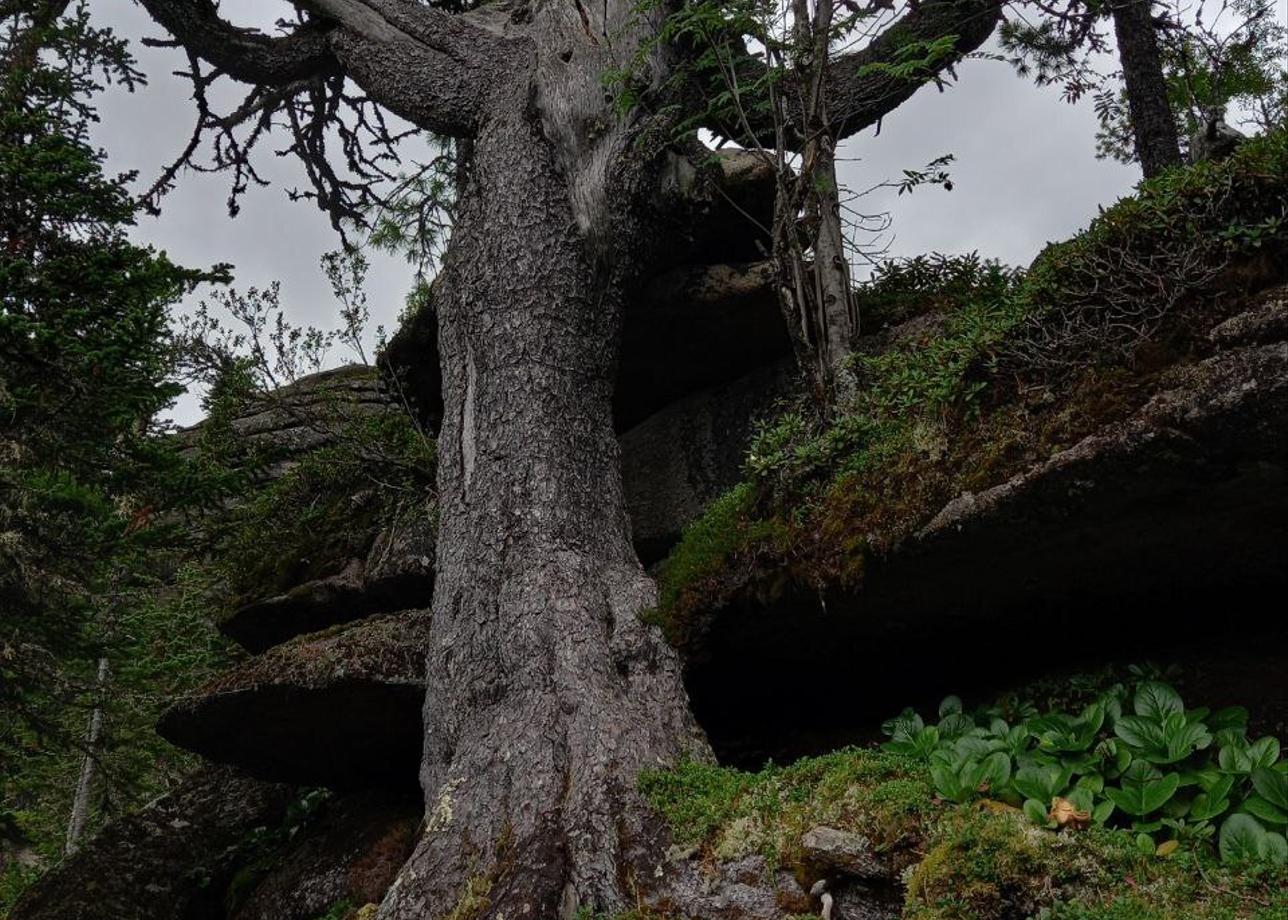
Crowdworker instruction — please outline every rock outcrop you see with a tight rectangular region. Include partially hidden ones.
[176,364,394,482]
[217,504,436,654]
[622,359,794,562]
[10,766,292,920]
[158,614,432,789]
[230,792,421,920]
[684,284,1288,761]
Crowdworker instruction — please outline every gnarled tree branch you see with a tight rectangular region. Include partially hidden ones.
[712,0,1003,147]
[134,0,337,85]
[820,0,1002,141]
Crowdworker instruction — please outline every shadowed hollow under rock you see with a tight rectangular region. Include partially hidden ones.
[158,614,431,789]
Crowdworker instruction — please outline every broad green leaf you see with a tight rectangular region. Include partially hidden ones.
[955,736,996,759]
[1155,712,1212,764]
[1135,682,1184,721]
[1220,743,1252,775]
[1076,774,1105,795]
[1115,716,1165,752]
[1189,792,1230,822]
[1014,764,1072,803]
[1250,737,1282,770]
[1253,767,1288,810]
[1199,773,1233,799]
[1105,772,1180,816]
[1242,796,1288,827]
[930,763,965,802]
[882,708,923,741]
[939,695,963,717]
[1220,813,1268,864]
[912,726,941,759]
[1136,833,1156,856]
[1023,798,1049,825]
[1208,706,1249,732]
[1265,832,1288,865]
[975,752,1012,794]
[938,713,976,740]
[1092,800,1115,825]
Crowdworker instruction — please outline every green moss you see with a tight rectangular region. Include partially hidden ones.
[311,899,356,920]
[650,483,789,642]
[643,744,1288,920]
[442,873,493,920]
[642,748,932,869]
[909,808,1288,920]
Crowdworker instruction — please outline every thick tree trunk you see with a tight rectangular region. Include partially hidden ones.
[1110,0,1182,178]
[377,48,708,920]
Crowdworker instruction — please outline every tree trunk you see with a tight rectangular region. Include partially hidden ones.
[377,34,709,920]
[773,0,859,405]
[1110,0,1182,178]
[65,656,108,855]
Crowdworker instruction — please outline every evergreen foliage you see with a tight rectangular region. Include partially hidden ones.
[0,4,228,902]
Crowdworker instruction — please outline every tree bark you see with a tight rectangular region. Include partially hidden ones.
[376,30,709,920]
[1109,0,1182,178]
[65,656,108,855]
[775,0,859,403]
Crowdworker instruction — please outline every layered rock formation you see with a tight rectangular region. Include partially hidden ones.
[10,767,293,920]
[682,282,1288,762]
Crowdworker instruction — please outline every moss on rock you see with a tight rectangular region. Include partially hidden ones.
[654,126,1288,649]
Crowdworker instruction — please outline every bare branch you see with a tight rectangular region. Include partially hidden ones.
[134,0,337,85]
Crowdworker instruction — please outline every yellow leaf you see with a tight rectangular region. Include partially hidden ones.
[1156,839,1180,857]
[1049,797,1091,830]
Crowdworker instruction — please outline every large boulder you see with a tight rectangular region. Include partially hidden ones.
[10,766,292,920]
[231,792,421,920]
[616,261,787,431]
[176,364,393,476]
[158,614,431,789]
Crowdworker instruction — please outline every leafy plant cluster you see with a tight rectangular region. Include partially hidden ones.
[640,672,1288,919]
[858,252,1022,329]
[740,252,1024,506]
[882,679,1288,866]
[1007,125,1288,373]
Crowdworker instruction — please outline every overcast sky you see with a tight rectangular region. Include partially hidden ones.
[94,1,1147,424]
